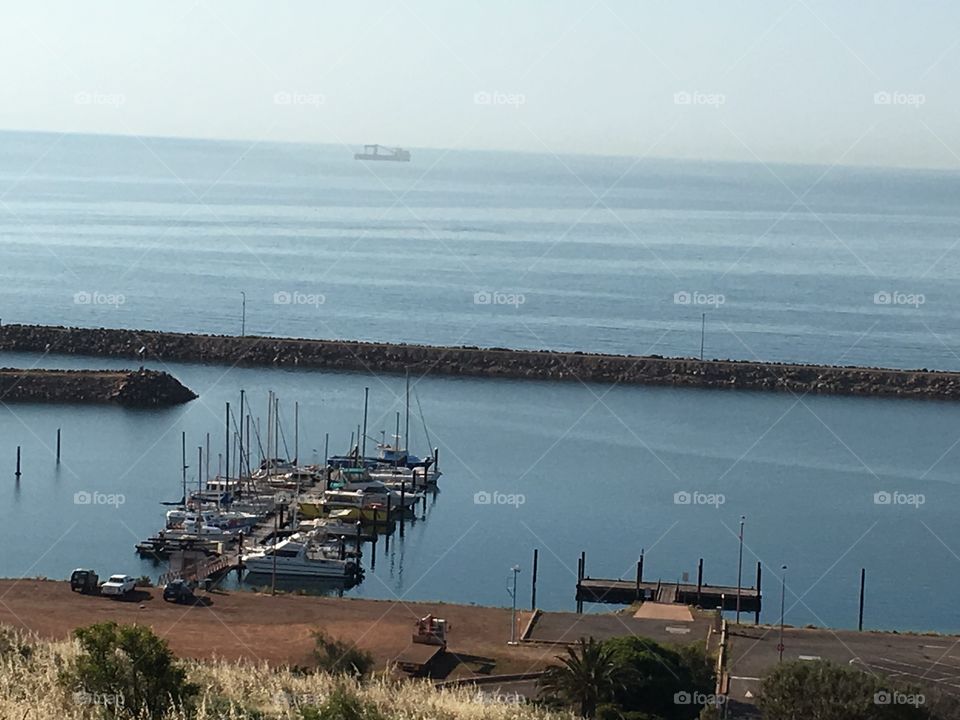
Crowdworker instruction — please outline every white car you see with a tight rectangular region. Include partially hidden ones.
[100,574,136,597]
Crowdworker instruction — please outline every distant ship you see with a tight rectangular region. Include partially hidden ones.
[354,144,411,162]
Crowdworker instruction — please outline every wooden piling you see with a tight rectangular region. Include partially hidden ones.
[858,568,865,631]
[15,446,21,478]
[531,548,539,610]
[697,558,703,607]
[639,549,644,583]
[56,428,61,464]
[755,561,762,624]
[635,561,642,601]
[399,482,405,538]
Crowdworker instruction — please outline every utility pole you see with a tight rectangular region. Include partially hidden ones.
[736,515,745,623]
[778,565,787,662]
[507,565,521,645]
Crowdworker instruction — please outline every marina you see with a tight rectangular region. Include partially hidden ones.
[144,382,440,591]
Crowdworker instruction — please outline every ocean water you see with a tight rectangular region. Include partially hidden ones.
[2,131,960,633]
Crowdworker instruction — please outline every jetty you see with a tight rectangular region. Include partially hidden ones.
[575,554,762,621]
[2,323,960,400]
[0,368,196,407]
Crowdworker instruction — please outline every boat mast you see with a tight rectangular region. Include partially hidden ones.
[239,389,245,478]
[294,400,299,465]
[181,431,187,509]
[394,412,400,468]
[361,387,369,461]
[225,401,231,482]
[404,370,410,458]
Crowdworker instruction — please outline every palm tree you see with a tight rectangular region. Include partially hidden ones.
[539,636,621,718]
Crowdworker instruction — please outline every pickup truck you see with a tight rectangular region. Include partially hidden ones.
[100,574,136,597]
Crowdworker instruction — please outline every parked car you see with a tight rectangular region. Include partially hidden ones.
[69,568,99,594]
[162,579,195,604]
[100,574,136,597]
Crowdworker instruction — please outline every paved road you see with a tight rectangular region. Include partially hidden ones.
[529,609,713,646]
[727,624,960,713]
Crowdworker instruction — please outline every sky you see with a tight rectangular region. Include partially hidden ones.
[1,1,959,168]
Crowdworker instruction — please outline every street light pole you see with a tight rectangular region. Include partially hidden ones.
[240,291,246,336]
[736,515,745,623]
[508,565,521,645]
[778,565,787,662]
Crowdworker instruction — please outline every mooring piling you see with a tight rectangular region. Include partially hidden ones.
[531,548,539,610]
[858,567,866,631]
[15,445,21,478]
[56,428,61,464]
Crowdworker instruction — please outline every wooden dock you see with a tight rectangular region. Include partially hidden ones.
[574,554,763,621]
[577,578,760,612]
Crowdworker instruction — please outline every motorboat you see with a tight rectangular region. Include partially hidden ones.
[241,535,361,578]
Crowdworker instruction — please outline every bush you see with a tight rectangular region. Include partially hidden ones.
[312,631,375,679]
[759,659,928,719]
[603,637,715,720]
[300,685,384,720]
[63,622,197,719]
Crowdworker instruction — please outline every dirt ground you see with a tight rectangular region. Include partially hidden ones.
[0,580,559,678]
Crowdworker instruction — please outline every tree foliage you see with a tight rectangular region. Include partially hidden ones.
[540,637,622,718]
[64,622,197,719]
[312,631,375,679]
[759,660,930,720]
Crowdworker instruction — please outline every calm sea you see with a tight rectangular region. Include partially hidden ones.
[1,130,960,632]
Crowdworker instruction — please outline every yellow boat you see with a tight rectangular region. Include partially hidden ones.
[296,502,390,524]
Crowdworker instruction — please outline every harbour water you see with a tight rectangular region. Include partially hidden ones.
[1,131,960,632]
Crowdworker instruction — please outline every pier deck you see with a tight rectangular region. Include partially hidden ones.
[577,577,761,613]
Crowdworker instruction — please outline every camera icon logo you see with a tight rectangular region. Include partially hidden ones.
[474,291,492,305]
[874,491,892,505]
[74,491,92,505]
[274,291,292,305]
[674,491,692,505]
[474,491,492,505]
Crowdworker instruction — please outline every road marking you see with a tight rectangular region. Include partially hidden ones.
[798,655,821,661]
[730,676,762,681]
[925,645,949,649]
[665,626,691,634]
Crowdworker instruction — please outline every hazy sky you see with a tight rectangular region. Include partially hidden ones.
[2,1,959,168]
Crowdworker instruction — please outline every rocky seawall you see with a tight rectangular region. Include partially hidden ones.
[0,323,958,400]
[0,368,197,407]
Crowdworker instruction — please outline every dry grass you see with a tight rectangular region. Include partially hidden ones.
[0,626,570,720]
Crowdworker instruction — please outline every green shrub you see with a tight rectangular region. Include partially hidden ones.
[312,632,375,679]
[300,685,384,720]
[63,622,197,719]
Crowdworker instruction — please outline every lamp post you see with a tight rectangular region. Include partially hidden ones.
[240,291,246,336]
[778,565,787,662]
[736,515,745,623]
[507,565,521,645]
